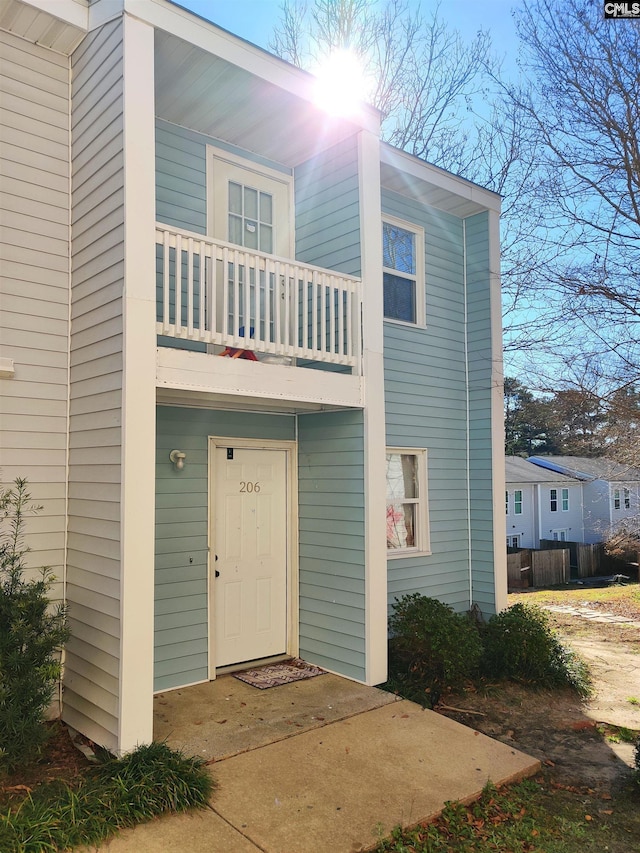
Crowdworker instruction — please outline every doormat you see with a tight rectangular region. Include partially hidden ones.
[233,659,327,689]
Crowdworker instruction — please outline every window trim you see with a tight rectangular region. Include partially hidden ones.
[386,447,431,559]
[382,214,426,327]
[561,488,569,512]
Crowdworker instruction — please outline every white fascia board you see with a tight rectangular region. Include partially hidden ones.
[21,0,89,29]
[124,0,380,135]
[381,144,501,213]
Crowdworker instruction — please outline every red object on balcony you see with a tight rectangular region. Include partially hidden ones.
[218,346,258,361]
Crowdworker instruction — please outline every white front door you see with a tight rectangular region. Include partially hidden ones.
[212,445,288,667]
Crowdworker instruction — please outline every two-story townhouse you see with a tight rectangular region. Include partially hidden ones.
[0,0,505,754]
[505,456,583,548]
[529,456,640,544]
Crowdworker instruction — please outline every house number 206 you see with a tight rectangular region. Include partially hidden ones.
[239,481,261,493]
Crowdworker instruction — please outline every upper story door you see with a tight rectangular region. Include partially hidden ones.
[208,149,293,258]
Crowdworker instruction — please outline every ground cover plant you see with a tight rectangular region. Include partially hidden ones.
[0,741,215,853]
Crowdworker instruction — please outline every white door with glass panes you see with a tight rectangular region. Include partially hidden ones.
[209,152,292,256]
[208,152,293,342]
[212,445,288,668]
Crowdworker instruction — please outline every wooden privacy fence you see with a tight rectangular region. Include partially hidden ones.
[539,539,604,578]
[531,548,570,586]
[507,547,570,589]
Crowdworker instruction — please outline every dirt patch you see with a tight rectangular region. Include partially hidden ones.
[0,721,93,808]
[439,615,639,793]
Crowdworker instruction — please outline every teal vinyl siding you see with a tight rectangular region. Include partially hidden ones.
[298,410,366,681]
[294,135,361,277]
[382,189,472,612]
[465,212,497,614]
[155,406,295,692]
[155,119,292,234]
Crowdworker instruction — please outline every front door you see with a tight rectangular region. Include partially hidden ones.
[212,445,288,667]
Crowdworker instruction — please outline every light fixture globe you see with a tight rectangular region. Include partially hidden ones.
[169,449,186,471]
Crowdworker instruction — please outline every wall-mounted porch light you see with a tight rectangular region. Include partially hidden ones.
[169,449,186,471]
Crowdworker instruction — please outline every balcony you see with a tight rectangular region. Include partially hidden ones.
[156,225,363,373]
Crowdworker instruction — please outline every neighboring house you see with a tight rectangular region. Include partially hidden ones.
[505,457,583,548]
[529,457,640,545]
[0,0,505,754]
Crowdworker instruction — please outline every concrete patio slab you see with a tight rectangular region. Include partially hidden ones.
[154,672,399,761]
[210,699,540,853]
[89,809,257,853]
[87,675,539,852]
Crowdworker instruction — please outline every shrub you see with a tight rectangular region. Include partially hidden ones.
[0,479,69,773]
[479,602,591,696]
[387,594,483,708]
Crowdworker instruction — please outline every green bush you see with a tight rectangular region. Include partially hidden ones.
[479,602,591,695]
[0,479,69,773]
[0,741,215,852]
[387,594,483,708]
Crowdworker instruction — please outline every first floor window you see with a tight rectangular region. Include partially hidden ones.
[551,529,567,541]
[507,535,521,548]
[550,489,558,512]
[386,449,430,555]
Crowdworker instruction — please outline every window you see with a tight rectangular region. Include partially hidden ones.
[561,488,569,511]
[514,490,522,515]
[382,217,424,325]
[505,490,509,515]
[624,487,631,509]
[386,449,430,555]
[614,489,621,510]
[228,181,273,253]
[551,529,567,541]
[506,535,521,548]
[550,489,558,512]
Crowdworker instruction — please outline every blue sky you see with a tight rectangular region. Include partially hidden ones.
[178,0,520,78]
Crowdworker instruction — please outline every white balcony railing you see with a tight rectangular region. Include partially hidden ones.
[156,225,363,373]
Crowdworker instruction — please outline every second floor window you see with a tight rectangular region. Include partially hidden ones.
[382,217,424,325]
[550,489,557,512]
[514,490,522,515]
[562,488,569,511]
[625,488,631,509]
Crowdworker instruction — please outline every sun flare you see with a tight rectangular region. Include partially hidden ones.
[313,49,368,118]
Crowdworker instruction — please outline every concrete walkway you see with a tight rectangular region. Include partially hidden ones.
[542,602,640,628]
[89,674,539,853]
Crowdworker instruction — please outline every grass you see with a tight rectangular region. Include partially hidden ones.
[511,582,640,616]
[375,777,640,853]
[0,741,214,853]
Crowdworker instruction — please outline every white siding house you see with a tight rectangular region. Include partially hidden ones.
[529,456,640,545]
[0,0,505,754]
[505,457,583,548]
